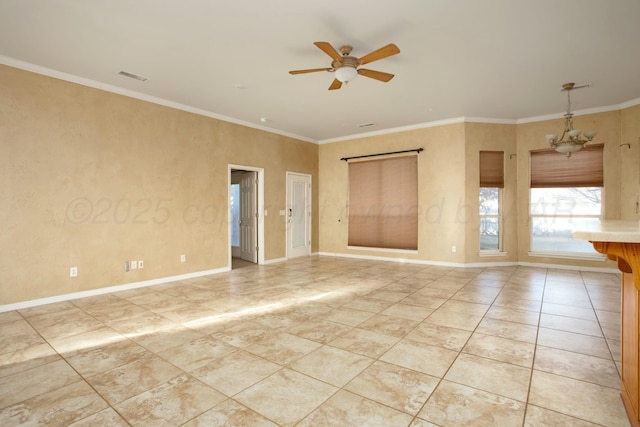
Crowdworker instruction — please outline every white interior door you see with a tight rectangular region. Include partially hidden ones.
[240,171,258,262]
[287,172,311,258]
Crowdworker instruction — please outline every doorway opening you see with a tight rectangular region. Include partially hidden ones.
[229,165,265,269]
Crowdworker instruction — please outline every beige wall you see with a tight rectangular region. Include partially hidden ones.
[319,109,639,269]
[2,63,639,306]
[620,104,640,220]
[319,124,468,263]
[318,122,519,265]
[515,110,625,268]
[0,65,318,305]
[463,122,518,263]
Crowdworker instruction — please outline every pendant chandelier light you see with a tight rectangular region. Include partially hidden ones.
[545,82,597,157]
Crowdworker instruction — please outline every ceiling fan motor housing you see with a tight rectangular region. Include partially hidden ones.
[332,55,357,71]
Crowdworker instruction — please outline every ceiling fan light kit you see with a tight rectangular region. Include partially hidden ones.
[546,82,598,157]
[334,64,358,83]
[289,41,400,90]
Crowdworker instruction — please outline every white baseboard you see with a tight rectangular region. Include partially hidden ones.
[317,251,619,274]
[318,251,482,268]
[1,254,620,313]
[263,257,287,265]
[0,266,229,313]
[517,262,619,274]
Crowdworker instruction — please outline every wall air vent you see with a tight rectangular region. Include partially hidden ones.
[117,70,149,82]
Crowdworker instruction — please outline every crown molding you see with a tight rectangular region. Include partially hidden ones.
[3,55,639,145]
[0,55,316,144]
[516,101,637,124]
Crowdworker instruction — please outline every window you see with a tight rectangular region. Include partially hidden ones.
[348,155,418,250]
[530,187,601,253]
[479,151,504,252]
[480,188,501,251]
[529,145,604,256]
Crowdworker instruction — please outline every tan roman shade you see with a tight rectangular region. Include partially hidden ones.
[530,144,604,188]
[348,155,418,250]
[479,151,504,188]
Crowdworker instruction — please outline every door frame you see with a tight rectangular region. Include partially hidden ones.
[286,171,312,259]
[239,171,258,263]
[228,164,265,267]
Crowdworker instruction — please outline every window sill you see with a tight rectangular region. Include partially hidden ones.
[478,251,507,257]
[527,251,607,261]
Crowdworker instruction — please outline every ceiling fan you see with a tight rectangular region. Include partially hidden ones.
[289,42,400,90]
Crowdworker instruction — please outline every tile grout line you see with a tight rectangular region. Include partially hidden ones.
[0,260,626,426]
[520,266,548,427]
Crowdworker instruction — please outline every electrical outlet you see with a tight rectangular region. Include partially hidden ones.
[131,260,137,269]
[125,260,130,272]
[451,246,457,253]
[180,254,186,263]
[70,266,78,277]
[138,260,144,269]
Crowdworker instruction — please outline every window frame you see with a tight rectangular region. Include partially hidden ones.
[528,186,605,259]
[479,186,504,254]
[479,151,506,256]
[528,145,606,260]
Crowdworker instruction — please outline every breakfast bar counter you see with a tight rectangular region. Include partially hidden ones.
[574,220,640,426]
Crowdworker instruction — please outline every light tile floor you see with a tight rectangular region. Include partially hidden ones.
[0,256,632,426]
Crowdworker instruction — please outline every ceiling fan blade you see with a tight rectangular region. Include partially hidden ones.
[314,42,342,61]
[289,68,332,75]
[328,79,342,90]
[357,69,395,82]
[357,43,400,66]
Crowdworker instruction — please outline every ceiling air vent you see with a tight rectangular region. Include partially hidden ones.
[117,70,149,82]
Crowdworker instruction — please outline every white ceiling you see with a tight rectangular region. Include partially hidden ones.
[1,0,639,143]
